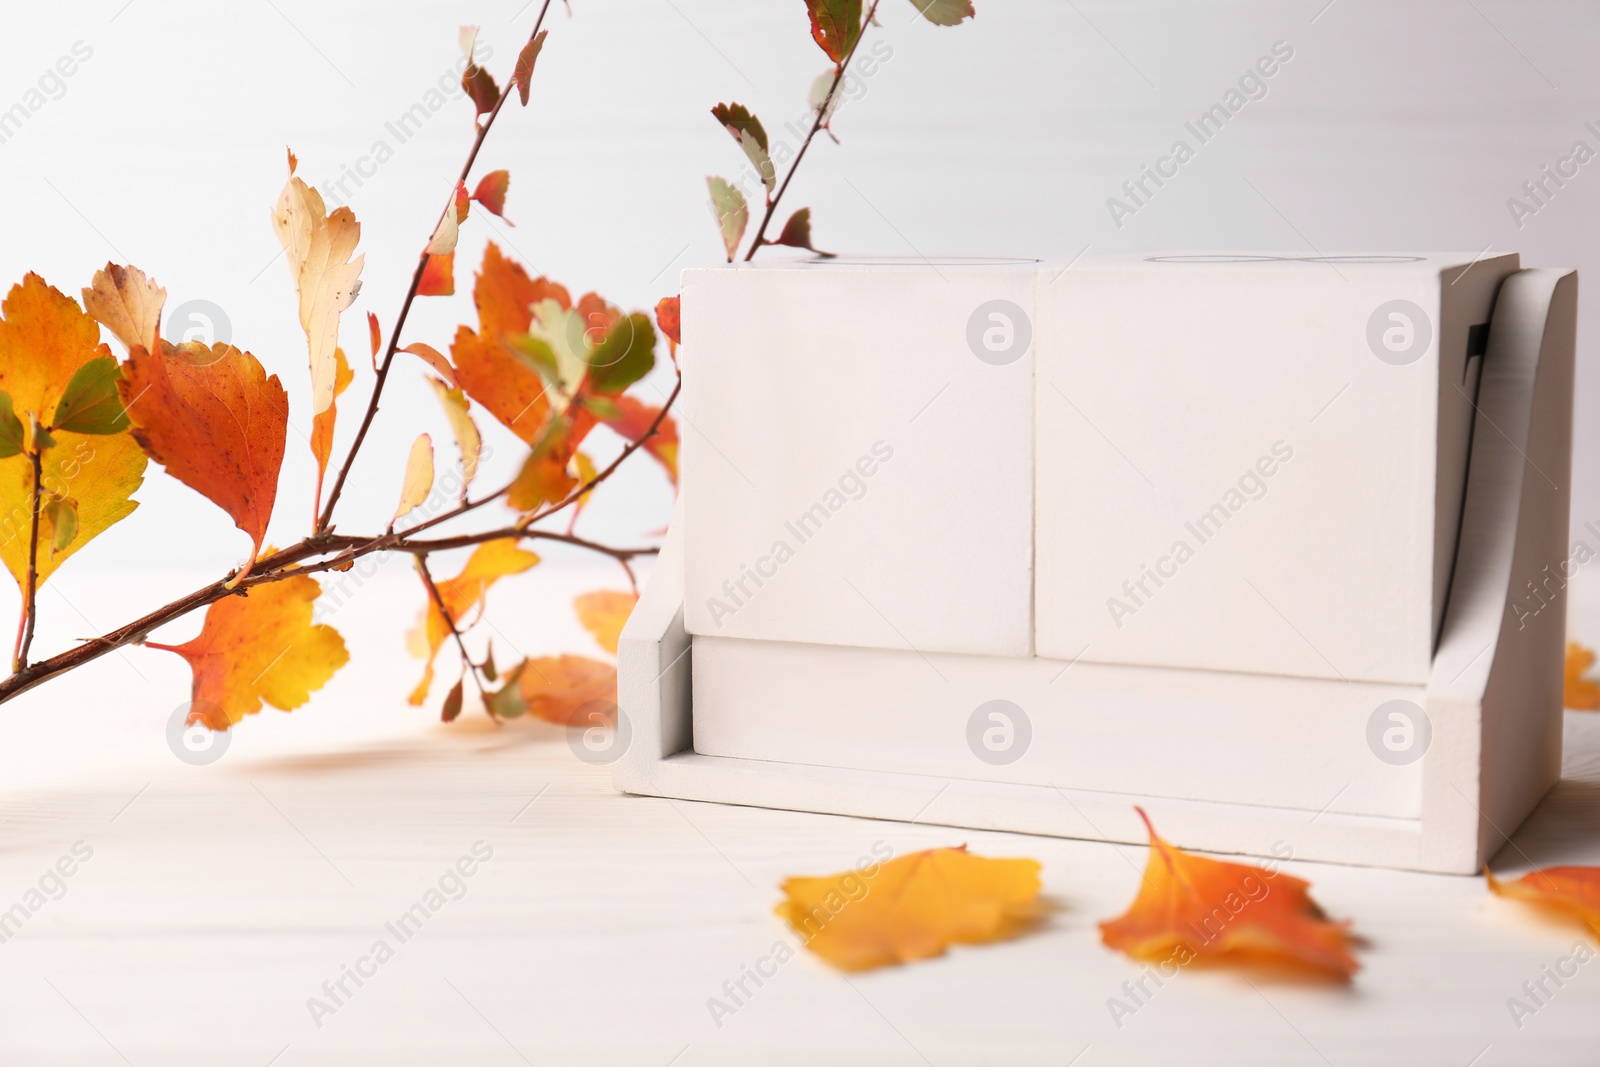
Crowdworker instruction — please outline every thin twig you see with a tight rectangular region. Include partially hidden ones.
[743,0,882,260]
[416,556,483,692]
[317,0,557,533]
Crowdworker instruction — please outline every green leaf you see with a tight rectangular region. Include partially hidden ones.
[907,0,974,25]
[712,103,775,193]
[485,661,529,719]
[0,393,23,459]
[707,177,749,262]
[440,677,465,723]
[774,207,833,256]
[42,495,78,554]
[805,0,864,62]
[584,314,656,395]
[52,356,129,434]
[483,640,498,683]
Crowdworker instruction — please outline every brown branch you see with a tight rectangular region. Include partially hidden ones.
[11,447,43,672]
[743,0,882,260]
[317,1,557,533]
[415,556,484,692]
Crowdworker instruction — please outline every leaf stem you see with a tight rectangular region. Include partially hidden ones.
[12,447,43,672]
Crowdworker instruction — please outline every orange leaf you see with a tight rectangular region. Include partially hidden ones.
[1487,865,1600,938]
[574,590,637,654]
[406,538,539,704]
[776,845,1042,971]
[476,241,570,336]
[1565,642,1600,710]
[512,32,546,106]
[271,168,364,416]
[399,342,458,387]
[366,310,381,365]
[0,273,114,437]
[517,654,616,724]
[654,295,680,347]
[597,395,678,485]
[472,170,511,222]
[1099,808,1358,979]
[147,575,348,730]
[119,342,288,574]
[81,263,166,355]
[418,253,455,297]
[507,416,583,511]
[309,346,353,517]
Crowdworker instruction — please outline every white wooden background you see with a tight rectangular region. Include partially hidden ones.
[0,560,1594,1066]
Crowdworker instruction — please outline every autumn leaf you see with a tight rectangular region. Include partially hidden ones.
[595,394,677,484]
[427,377,481,491]
[0,274,114,442]
[472,170,512,222]
[575,591,637,654]
[145,575,348,731]
[461,50,500,116]
[1565,642,1600,710]
[1099,808,1358,979]
[707,178,749,262]
[512,32,547,106]
[712,103,775,193]
[272,167,364,417]
[774,207,831,256]
[805,0,864,62]
[367,311,382,367]
[476,241,568,337]
[776,845,1042,971]
[517,654,616,724]
[0,431,145,589]
[908,0,975,26]
[655,295,680,348]
[406,538,540,704]
[309,346,353,517]
[426,191,463,257]
[399,342,458,387]
[1487,865,1600,938]
[53,357,130,435]
[506,415,579,511]
[81,263,166,354]
[440,677,466,723]
[418,253,455,297]
[119,341,289,575]
[393,433,434,525]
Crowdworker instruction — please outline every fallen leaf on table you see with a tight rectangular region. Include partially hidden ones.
[119,341,287,577]
[406,538,540,705]
[145,575,348,730]
[0,430,145,588]
[516,653,615,724]
[1487,865,1600,938]
[1564,642,1600,710]
[1099,807,1358,979]
[776,845,1042,971]
[271,165,364,416]
[574,591,638,654]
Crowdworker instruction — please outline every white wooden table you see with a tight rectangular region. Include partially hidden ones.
[0,562,1597,1066]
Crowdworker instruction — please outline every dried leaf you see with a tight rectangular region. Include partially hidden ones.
[272,170,364,417]
[0,274,114,441]
[1099,808,1358,979]
[406,539,540,704]
[393,433,434,524]
[908,0,975,25]
[472,170,512,222]
[418,253,455,297]
[462,57,500,117]
[575,591,638,654]
[399,342,458,387]
[0,431,145,589]
[805,0,864,62]
[119,342,288,574]
[711,103,775,193]
[81,263,166,354]
[441,676,465,723]
[518,654,616,724]
[706,178,749,262]
[776,845,1042,971]
[426,195,461,257]
[1487,865,1600,938]
[1565,642,1600,710]
[774,207,831,256]
[427,377,481,490]
[512,32,546,106]
[309,346,353,516]
[146,575,348,730]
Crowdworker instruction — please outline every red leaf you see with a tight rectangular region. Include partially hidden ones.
[418,253,455,297]
[472,170,512,223]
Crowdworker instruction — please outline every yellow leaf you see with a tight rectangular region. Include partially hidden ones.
[310,345,354,516]
[146,575,348,730]
[574,590,637,654]
[406,538,540,704]
[271,168,364,416]
[81,263,166,354]
[0,430,145,589]
[393,433,434,524]
[776,846,1042,971]
[1565,642,1600,710]
[427,376,481,490]
[0,273,112,435]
